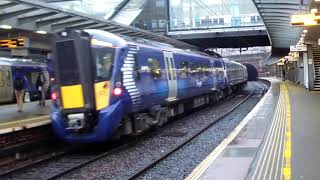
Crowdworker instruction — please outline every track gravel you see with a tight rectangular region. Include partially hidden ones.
[57,82,263,180]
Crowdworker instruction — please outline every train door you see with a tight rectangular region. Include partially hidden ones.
[163,51,178,101]
[4,66,13,101]
[210,59,217,90]
[0,66,3,102]
[0,66,12,102]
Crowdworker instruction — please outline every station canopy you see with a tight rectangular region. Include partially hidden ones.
[0,0,197,50]
[253,0,309,49]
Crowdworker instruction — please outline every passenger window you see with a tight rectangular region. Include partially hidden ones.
[203,65,209,76]
[0,70,3,87]
[133,54,141,80]
[190,64,197,75]
[197,64,203,76]
[148,58,162,79]
[181,61,188,78]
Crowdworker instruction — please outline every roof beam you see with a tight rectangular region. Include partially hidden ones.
[66,22,99,30]
[108,0,130,20]
[36,15,73,27]
[0,7,38,21]
[0,2,19,9]
[18,11,58,25]
[52,19,87,31]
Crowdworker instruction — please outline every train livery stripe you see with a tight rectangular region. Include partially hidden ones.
[122,45,141,111]
[61,84,84,109]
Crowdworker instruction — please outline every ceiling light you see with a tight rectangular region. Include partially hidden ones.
[302,34,306,37]
[311,8,318,13]
[303,29,308,33]
[0,25,12,29]
[315,0,320,2]
[36,30,47,34]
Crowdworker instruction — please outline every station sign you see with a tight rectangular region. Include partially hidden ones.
[291,13,320,26]
[0,38,25,48]
[290,45,307,52]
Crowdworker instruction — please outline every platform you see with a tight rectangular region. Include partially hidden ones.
[0,101,51,134]
[186,78,320,180]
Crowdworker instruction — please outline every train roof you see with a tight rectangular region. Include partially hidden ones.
[85,29,220,60]
[0,57,47,67]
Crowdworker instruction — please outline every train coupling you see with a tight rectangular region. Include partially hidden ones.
[65,113,85,131]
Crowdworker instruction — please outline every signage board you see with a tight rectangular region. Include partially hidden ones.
[291,13,320,26]
[0,38,24,48]
[290,45,307,52]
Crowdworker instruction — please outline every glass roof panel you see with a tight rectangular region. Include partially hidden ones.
[50,0,123,19]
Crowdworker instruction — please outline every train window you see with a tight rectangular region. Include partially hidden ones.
[133,54,141,80]
[6,70,11,86]
[0,70,3,87]
[181,61,188,78]
[203,65,209,76]
[56,40,80,86]
[148,58,162,79]
[215,60,223,68]
[190,64,197,75]
[93,48,114,81]
[197,64,204,76]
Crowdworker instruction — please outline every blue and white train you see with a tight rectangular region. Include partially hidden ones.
[51,30,247,143]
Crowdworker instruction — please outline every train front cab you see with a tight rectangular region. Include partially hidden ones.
[51,30,126,143]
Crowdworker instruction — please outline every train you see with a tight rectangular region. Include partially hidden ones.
[50,30,248,143]
[0,57,50,104]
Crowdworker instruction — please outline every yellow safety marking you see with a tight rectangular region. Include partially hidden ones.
[61,84,84,109]
[268,94,286,180]
[94,81,110,110]
[0,115,50,127]
[186,82,271,180]
[274,97,286,180]
[261,96,284,180]
[251,94,282,180]
[282,84,292,180]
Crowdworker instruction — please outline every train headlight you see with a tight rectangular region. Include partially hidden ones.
[51,92,58,101]
[113,87,123,96]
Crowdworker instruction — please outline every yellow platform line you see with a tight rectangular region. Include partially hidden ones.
[274,95,286,180]
[282,84,292,180]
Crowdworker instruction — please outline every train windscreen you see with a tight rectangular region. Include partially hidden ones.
[56,40,80,86]
[91,47,114,82]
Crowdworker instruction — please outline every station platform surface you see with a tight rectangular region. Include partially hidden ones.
[0,101,50,134]
[186,78,320,180]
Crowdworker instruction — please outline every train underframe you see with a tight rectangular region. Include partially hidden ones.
[116,82,247,138]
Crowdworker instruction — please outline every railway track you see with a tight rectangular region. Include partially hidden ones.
[0,81,268,180]
[128,81,268,179]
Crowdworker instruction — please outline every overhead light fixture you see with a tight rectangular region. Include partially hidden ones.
[302,34,306,37]
[303,29,308,33]
[315,0,320,2]
[36,30,47,34]
[0,25,12,29]
[311,8,318,13]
